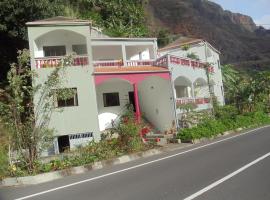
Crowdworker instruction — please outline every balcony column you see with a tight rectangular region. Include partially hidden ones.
[191,83,195,98]
[173,87,177,99]
[133,83,141,123]
[121,44,127,66]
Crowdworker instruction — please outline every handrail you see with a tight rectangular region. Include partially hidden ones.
[93,59,155,68]
[176,97,210,105]
[35,55,89,69]
[155,54,215,73]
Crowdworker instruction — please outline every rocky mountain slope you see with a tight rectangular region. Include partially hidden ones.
[146,0,270,71]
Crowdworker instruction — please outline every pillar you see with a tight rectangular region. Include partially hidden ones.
[191,84,195,98]
[121,44,127,66]
[133,83,141,123]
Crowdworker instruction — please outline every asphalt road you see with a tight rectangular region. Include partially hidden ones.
[1,126,270,200]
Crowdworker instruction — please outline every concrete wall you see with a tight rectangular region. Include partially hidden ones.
[138,77,175,132]
[32,67,100,138]
[92,45,123,60]
[96,79,133,131]
[125,45,154,60]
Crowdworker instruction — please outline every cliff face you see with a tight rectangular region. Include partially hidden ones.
[225,12,257,32]
[146,0,270,70]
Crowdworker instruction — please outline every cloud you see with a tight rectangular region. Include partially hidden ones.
[255,15,270,29]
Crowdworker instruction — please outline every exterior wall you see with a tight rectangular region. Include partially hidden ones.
[33,67,100,137]
[28,25,101,155]
[92,45,123,60]
[138,77,175,132]
[90,27,109,38]
[207,50,224,105]
[160,43,206,61]
[125,45,154,60]
[96,79,133,131]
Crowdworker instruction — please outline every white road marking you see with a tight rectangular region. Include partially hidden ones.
[15,125,270,200]
[183,152,270,200]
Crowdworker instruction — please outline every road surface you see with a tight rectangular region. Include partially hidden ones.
[1,126,270,200]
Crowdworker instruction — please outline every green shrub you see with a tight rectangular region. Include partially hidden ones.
[6,107,150,177]
[215,105,238,120]
[0,147,8,179]
[177,112,270,142]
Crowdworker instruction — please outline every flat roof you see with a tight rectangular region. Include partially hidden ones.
[26,16,91,26]
[91,37,157,41]
[159,37,220,54]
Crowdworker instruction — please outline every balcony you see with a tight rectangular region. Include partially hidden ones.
[93,59,154,68]
[35,56,89,69]
[156,55,214,73]
[176,97,210,108]
[176,97,211,106]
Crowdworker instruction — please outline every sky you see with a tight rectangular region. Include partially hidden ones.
[210,0,270,29]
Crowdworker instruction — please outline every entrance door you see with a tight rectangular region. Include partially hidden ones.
[128,91,136,112]
[58,135,70,153]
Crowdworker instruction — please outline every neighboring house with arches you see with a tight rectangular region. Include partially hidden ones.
[158,37,225,120]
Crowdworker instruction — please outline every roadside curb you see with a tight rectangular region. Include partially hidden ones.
[0,148,174,187]
[1,125,268,187]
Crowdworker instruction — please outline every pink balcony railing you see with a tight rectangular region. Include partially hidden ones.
[93,59,154,68]
[35,56,89,69]
[155,56,168,67]
[155,55,215,73]
[176,97,211,106]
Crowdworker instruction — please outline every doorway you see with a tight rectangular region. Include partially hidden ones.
[128,91,136,112]
[58,135,70,153]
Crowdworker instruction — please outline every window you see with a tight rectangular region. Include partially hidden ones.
[103,92,120,107]
[43,46,66,57]
[72,44,87,55]
[56,88,78,107]
[217,59,221,69]
[69,132,93,140]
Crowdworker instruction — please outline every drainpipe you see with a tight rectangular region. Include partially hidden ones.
[133,83,141,123]
[204,41,214,114]
[168,54,179,131]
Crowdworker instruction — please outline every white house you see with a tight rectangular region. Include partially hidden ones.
[26,17,176,155]
[26,17,225,155]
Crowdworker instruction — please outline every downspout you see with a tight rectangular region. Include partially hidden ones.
[204,41,215,115]
[168,54,179,131]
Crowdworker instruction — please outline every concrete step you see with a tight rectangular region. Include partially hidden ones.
[143,137,168,146]
[145,133,174,139]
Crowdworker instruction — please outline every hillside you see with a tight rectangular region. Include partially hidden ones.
[0,0,269,82]
[146,0,270,71]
